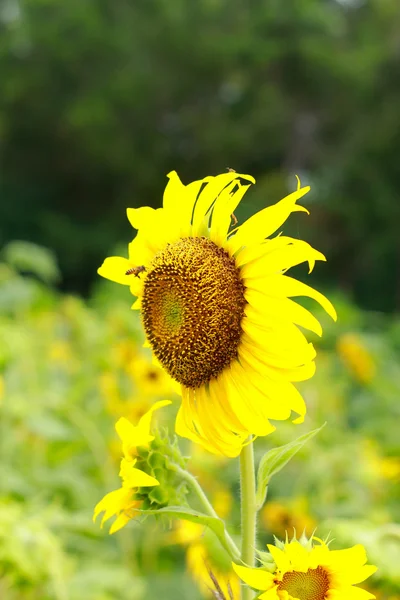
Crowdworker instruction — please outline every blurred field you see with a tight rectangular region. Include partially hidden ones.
[1,2,400,596]
[0,246,399,599]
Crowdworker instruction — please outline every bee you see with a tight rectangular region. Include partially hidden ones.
[125,265,146,277]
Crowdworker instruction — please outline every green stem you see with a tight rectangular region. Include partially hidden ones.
[174,465,240,560]
[240,439,257,600]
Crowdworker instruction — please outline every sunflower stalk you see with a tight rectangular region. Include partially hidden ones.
[240,440,257,600]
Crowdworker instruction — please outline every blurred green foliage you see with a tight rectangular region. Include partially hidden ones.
[1,0,400,309]
[0,246,399,599]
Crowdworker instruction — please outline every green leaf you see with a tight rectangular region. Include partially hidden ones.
[255,423,326,510]
[139,506,239,560]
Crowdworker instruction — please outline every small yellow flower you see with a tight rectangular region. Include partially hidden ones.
[98,171,336,457]
[261,498,316,540]
[93,399,171,533]
[233,538,377,600]
[337,333,375,384]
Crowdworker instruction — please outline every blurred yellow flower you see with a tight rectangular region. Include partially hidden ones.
[212,488,233,520]
[379,457,400,481]
[234,538,377,599]
[98,171,336,456]
[172,520,240,599]
[99,372,120,407]
[260,498,316,539]
[93,399,171,533]
[363,440,400,483]
[337,333,376,384]
[48,340,72,364]
[128,354,175,397]
[113,339,138,370]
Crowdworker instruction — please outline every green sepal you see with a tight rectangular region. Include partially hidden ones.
[256,550,276,571]
[255,423,326,510]
[135,431,189,509]
[148,485,169,505]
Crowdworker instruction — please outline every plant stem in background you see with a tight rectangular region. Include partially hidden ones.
[240,440,257,600]
[174,466,240,560]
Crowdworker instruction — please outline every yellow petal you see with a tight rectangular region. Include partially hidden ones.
[109,512,132,534]
[267,545,292,572]
[284,541,310,572]
[192,173,254,236]
[131,297,141,310]
[162,171,202,237]
[97,256,137,286]
[259,587,280,600]
[234,236,293,266]
[175,391,229,456]
[208,377,249,435]
[221,363,279,434]
[337,587,376,600]
[241,321,316,370]
[245,274,337,321]
[242,308,316,358]
[136,399,172,441]
[127,206,156,230]
[340,565,378,586]
[115,400,171,455]
[115,417,150,455]
[176,386,246,457]
[326,545,368,569]
[128,206,183,255]
[242,337,316,378]
[128,232,155,267]
[236,350,306,423]
[245,288,323,336]
[93,487,132,525]
[210,180,253,246]
[194,385,248,456]
[232,564,274,591]
[238,338,315,383]
[241,239,326,278]
[162,171,186,212]
[128,278,143,298]
[229,185,310,254]
[122,465,159,488]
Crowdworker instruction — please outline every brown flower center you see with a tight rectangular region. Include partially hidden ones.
[141,237,245,388]
[277,566,330,600]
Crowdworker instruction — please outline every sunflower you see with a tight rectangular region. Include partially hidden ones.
[98,171,336,457]
[233,537,377,599]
